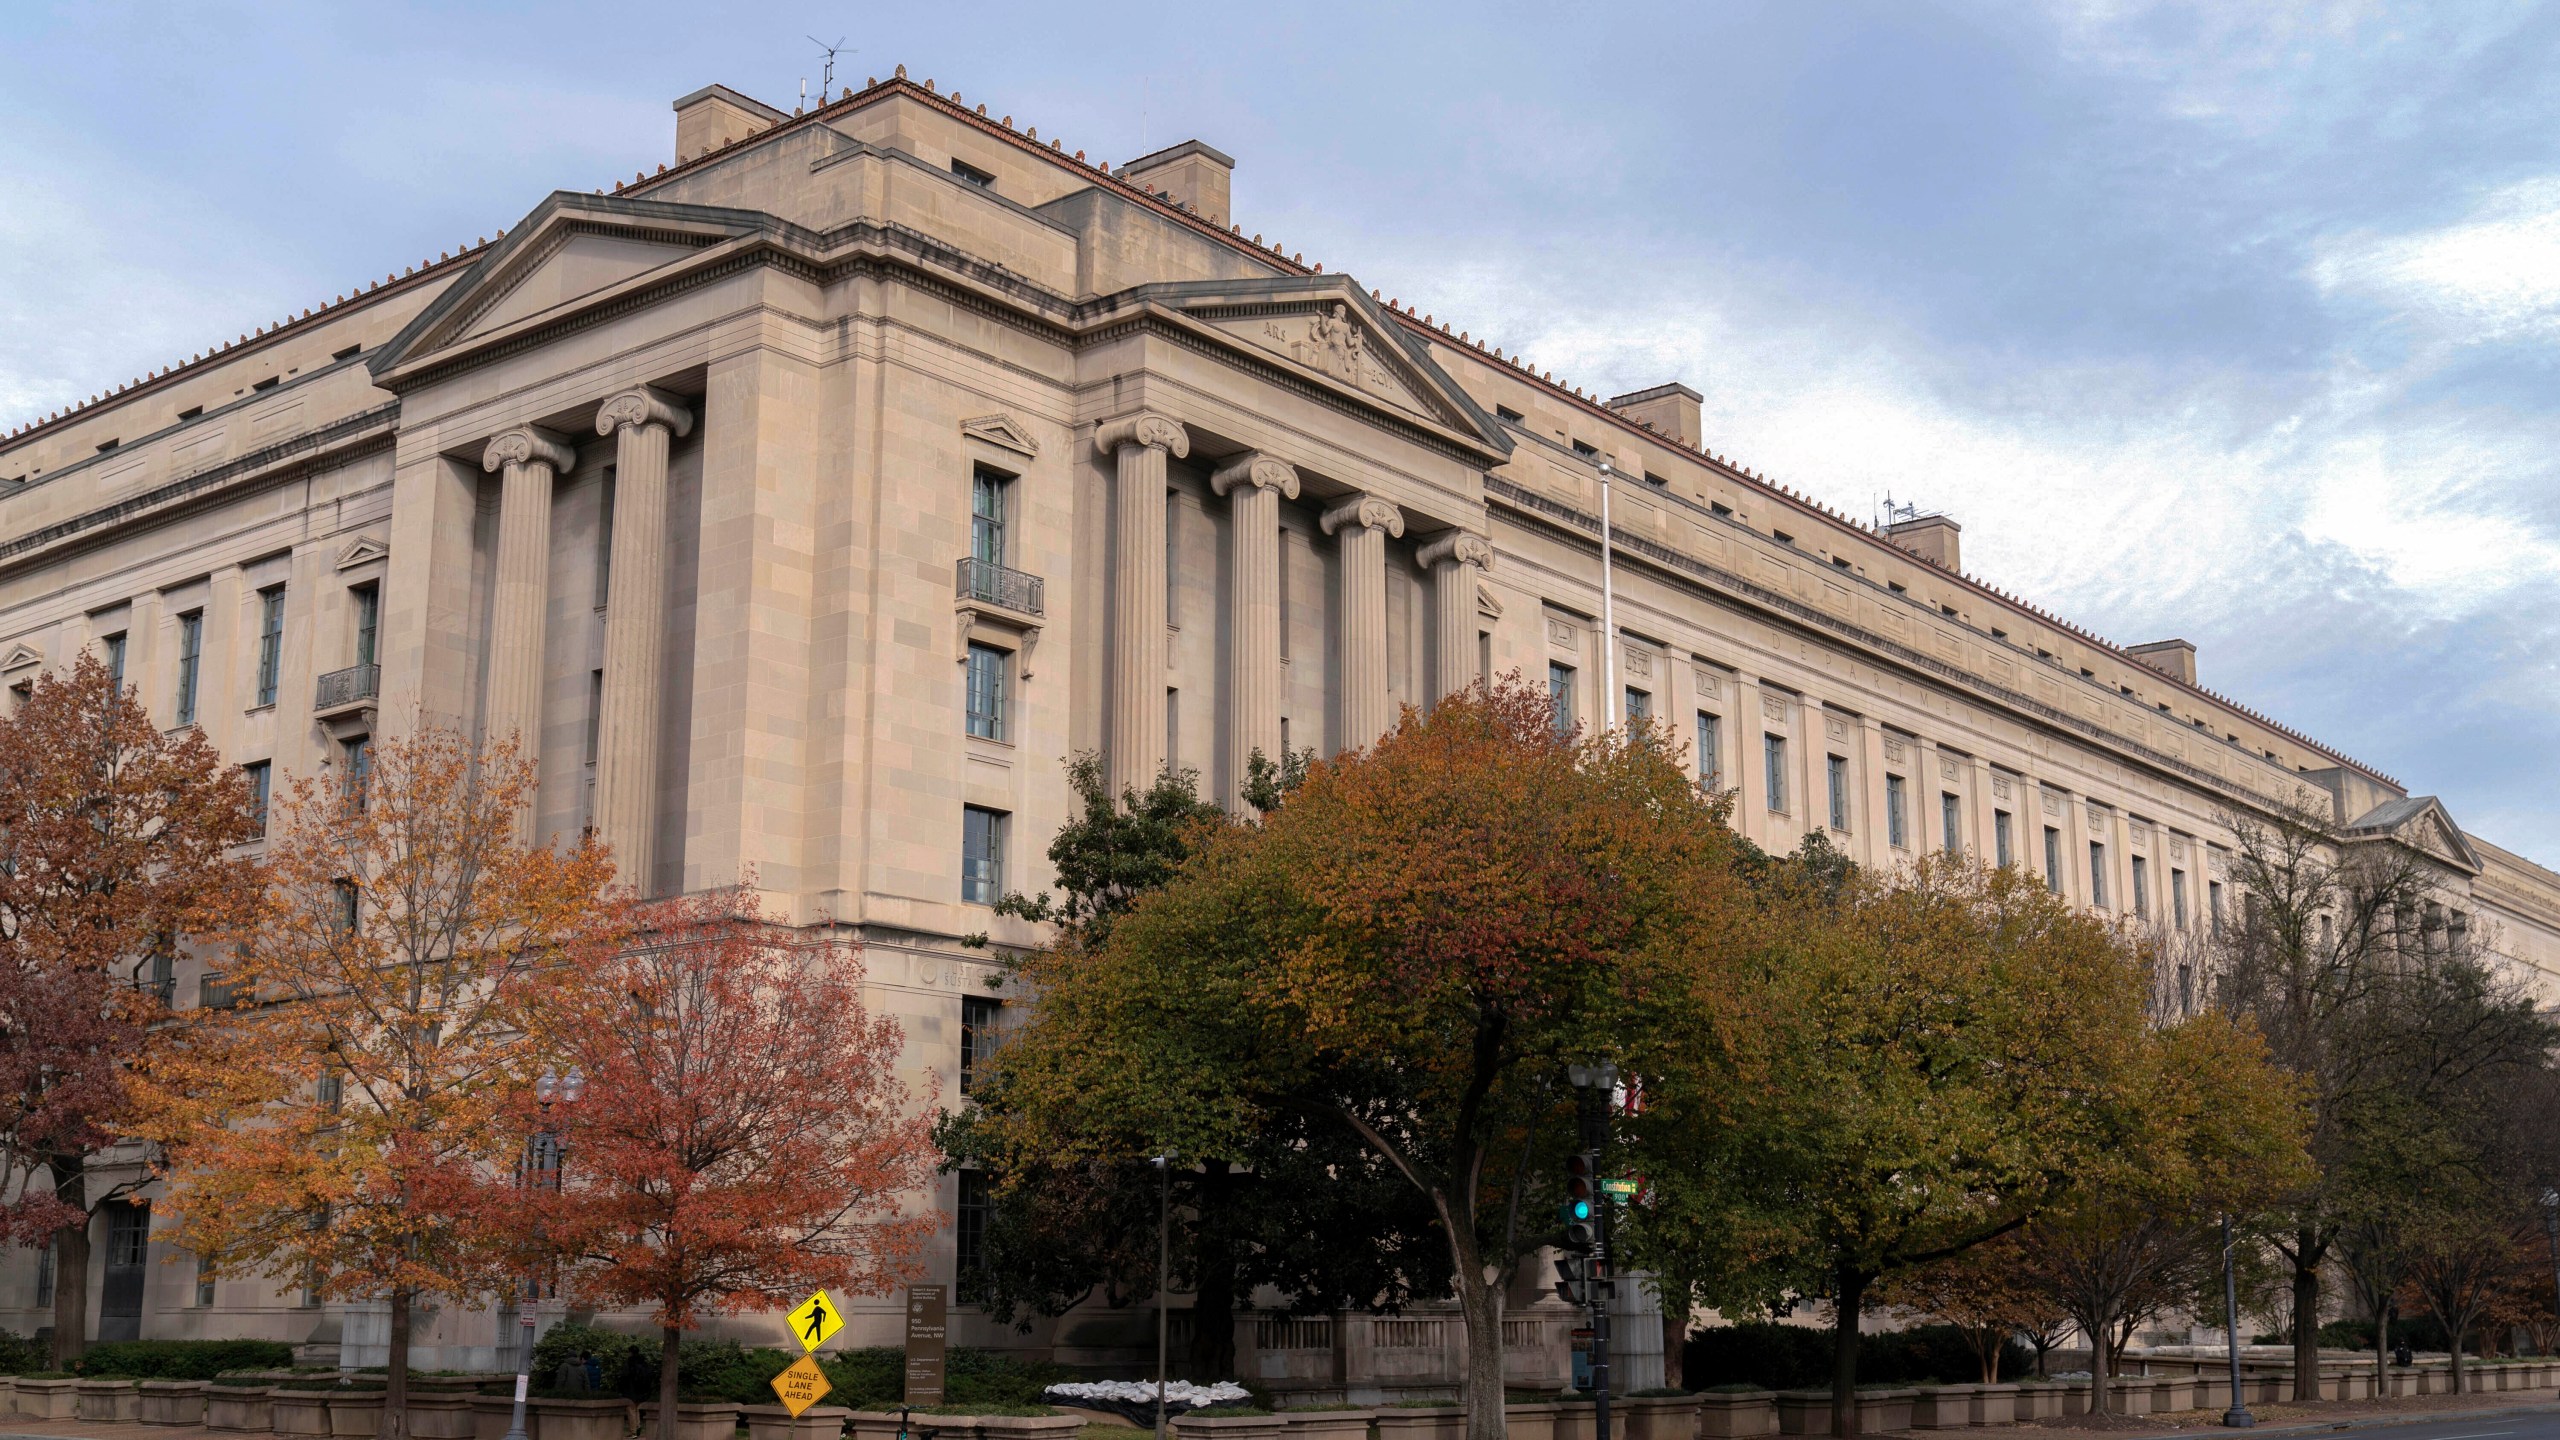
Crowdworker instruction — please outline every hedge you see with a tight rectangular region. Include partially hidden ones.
[527,1321,1071,1407]
[70,1340,297,1380]
[1683,1323,2031,1391]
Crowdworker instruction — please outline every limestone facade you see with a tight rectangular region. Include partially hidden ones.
[1,71,2555,1383]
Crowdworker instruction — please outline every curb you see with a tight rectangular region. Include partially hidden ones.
[2121,1399,2560,1440]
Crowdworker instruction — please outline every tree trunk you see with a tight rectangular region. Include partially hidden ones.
[1451,1226,1507,1440]
[384,1287,412,1440]
[1188,1161,1239,1382]
[2448,1325,2464,1394]
[2086,1301,2113,1417]
[1661,1308,1686,1392]
[1830,1265,1865,1440]
[49,1212,91,1368]
[659,1325,682,1440]
[2374,1308,2387,1394]
[2290,1235,2322,1403]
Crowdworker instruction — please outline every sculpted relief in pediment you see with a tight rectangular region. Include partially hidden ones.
[1217,303,1430,417]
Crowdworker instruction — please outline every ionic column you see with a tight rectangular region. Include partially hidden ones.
[1321,494,1405,751]
[593,387,693,891]
[1095,412,1189,797]
[1416,530,1493,706]
[1211,451,1299,809]
[480,428,577,812]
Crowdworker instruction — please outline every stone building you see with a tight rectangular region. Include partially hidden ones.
[1,70,2553,1393]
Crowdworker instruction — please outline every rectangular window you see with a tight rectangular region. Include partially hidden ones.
[956,1170,992,1276]
[195,1255,217,1307]
[1886,775,1908,848]
[254,586,285,707]
[1165,689,1179,769]
[2045,827,2064,894]
[1994,810,2014,868]
[2209,879,2225,936]
[104,631,127,687]
[961,806,1007,905]
[35,1242,53,1307]
[174,610,204,726]
[1695,712,1721,788]
[108,1203,151,1267]
[1548,662,1575,736]
[1495,405,1524,423]
[146,943,176,1006]
[1763,734,1787,814]
[2172,868,2190,929]
[960,995,1003,1096]
[1941,792,1963,856]
[595,467,617,608]
[333,880,360,935]
[1827,755,1849,830]
[2089,843,2110,907]
[2132,855,2151,918]
[344,736,372,813]
[965,643,1008,741]
[352,584,380,669]
[950,157,997,189]
[1624,687,1651,724]
[972,467,1009,567]
[1477,631,1492,684]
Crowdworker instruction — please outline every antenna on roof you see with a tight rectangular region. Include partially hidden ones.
[810,36,851,97]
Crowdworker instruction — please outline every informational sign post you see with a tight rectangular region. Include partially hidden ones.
[904,1284,948,1407]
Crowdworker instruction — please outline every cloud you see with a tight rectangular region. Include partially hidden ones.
[2311,177,2560,344]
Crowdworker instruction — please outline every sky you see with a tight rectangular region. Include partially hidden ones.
[3,2,2556,862]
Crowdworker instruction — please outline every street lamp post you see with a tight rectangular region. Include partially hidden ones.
[2220,1215,2254,1429]
[2543,1191,2560,1356]
[1152,1151,1175,1440]
[501,1069,584,1440]
[1568,1062,1620,1440]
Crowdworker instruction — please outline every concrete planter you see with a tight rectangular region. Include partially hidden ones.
[474,1394,532,1440]
[1853,1391,1914,1433]
[538,1396,638,1440]
[1617,1395,1697,1440]
[1277,1410,1376,1440]
[2096,1378,2148,1417]
[330,1390,388,1437]
[642,1402,743,1440]
[1696,1392,1776,1439]
[273,1389,339,1437]
[143,1379,212,1426]
[1175,1414,1291,1440]
[79,1379,145,1422]
[1968,1385,2016,1426]
[740,1403,852,1440]
[1771,1392,1828,1437]
[208,1383,278,1431]
[408,1393,478,1440]
[0,1377,16,1413]
[979,1417,1082,1440]
[18,1378,81,1420]
[1908,1385,1975,1429]
[1503,1402,1566,1440]
[1372,1407,1465,1440]
[2011,1384,2064,1422]
[2153,1378,2194,1413]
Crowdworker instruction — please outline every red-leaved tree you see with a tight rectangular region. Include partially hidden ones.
[0,652,259,1363]
[528,886,937,1436]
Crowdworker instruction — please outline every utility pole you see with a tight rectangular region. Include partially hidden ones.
[1568,1062,1620,1440]
[2220,1215,2254,1428]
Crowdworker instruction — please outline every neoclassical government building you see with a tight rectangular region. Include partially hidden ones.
[3,71,2554,1389]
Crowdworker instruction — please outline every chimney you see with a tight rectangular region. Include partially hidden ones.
[1116,140,1235,228]
[1605,383,1703,449]
[672,84,789,162]
[1884,513,1961,573]
[2126,639,2198,686]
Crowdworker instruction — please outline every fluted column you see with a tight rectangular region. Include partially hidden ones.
[1212,452,1300,809]
[481,427,577,825]
[1416,530,1493,706]
[1096,412,1189,797]
[1321,494,1405,751]
[593,387,693,890]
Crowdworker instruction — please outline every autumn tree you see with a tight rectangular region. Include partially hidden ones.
[1873,1235,2051,1383]
[0,652,259,1363]
[140,729,613,1440]
[992,681,1751,1440]
[524,883,936,1438]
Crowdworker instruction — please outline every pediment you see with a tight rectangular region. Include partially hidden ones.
[2347,795,2482,875]
[1211,304,1438,418]
[1476,581,1505,619]
[961,414,1040,459]
[335,535,389,571]
[455,232,703,342]
[1,641,41,671]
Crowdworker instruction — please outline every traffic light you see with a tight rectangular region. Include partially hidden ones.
[1560,1152,1597,1250]
[1554,1251,1589,1306]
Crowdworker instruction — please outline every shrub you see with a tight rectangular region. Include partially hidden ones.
[1683,1323,2029,1391]
[0,1330,47,1375]
[69,1340,297,1381]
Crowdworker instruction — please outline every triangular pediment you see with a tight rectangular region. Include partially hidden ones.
[371,193,771,381]
[961,414,1040,459]
[335,535,389,570]
[1,641,41,671]
[1135,280,1513,458]
[2346,795,2483,875]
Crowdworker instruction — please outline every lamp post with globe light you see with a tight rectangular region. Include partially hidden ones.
[501,1070,584,1440]
[2220,1216,2253,1428]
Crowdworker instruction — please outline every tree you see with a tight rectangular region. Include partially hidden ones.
[1658,856,2158,1437]
[993,681,1751,1440]
[0,652,259,1363]
[2213,794,2556,1400]
[1872,1236,2046,1383]
[2010,1013,2310,1414]
[528,884,938,1440]
[139,729,614,1440]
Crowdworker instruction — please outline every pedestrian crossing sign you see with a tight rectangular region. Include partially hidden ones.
[787,1289,843,1352]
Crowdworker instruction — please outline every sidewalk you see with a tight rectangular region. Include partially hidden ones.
[1991,1391,2560,1437]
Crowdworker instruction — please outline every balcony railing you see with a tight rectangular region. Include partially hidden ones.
[955,556,1044,618]
[315,663,380,712]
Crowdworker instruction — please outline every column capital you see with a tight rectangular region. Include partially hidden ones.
[1093,411,1190,459]
[1210,451,1300,500]
[1415,530,1493,571]
[1320,494,1405,539]
[596,386,695,440]
[482,426,578,474]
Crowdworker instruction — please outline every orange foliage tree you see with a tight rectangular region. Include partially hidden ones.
[521,885,937,1439]
[994,680,1753,1440]
[139,729,615,1439]
[0,653,260,1363]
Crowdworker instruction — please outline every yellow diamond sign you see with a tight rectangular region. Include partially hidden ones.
[786,1289,843,1352]
[771,1353,833,1418]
